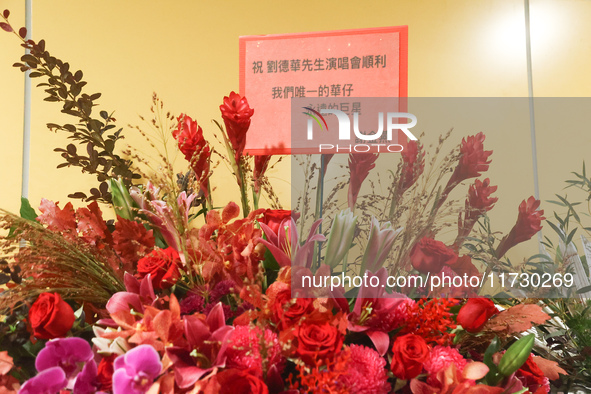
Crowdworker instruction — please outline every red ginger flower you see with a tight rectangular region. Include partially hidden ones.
[173,114,211,197]
[254,155,271,193]
[444,132,492,197]
[399,140,425,192]
[455,178,498,247]
[496,196,544,258]
[341,344,391,394]
[220,92,254,163]
[348,152,379,209]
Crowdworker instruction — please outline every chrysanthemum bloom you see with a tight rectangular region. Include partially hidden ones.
[225,325,284,378]
[219,91,254,163]
[347,152,378,209]
[423,345,467,387]
[113,345,162,394]
[496,196,544,258]
[340,345,391,394]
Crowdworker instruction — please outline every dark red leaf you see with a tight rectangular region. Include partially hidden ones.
[18,27,26,38]
[3,9,10,18]
[0,22,13,32]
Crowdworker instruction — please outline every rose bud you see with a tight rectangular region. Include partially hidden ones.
[457,298,497,333]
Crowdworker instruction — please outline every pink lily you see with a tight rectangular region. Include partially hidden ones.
[105,273,156,316]
[348,268,412,356]
[259,217,325,268]
[360,217,403,274]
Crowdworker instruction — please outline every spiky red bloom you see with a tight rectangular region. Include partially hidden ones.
[253,155,271,193]
[496,196,544,258]
[454,178,498,248]
[399,140,425,192]
[220,92,254,162]
[347,152,379,209]
[445,133,492,193]
[341,345,390,394]
[173,114,211,196]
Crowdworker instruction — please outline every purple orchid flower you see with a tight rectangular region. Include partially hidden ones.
[21,337,99,394]
[166,302,234,389]
[113,344,162,394]
[35,337,94,378]
[18,366,68,394]
[259,217,325,268]
[73,359,100,394]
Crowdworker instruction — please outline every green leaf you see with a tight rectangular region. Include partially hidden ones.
[484,336,501,384]
[20,197,37,221]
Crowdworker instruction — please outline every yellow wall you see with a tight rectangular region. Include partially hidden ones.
[1,0,591,259]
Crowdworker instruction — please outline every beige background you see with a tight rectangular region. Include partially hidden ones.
[1,0,590,260]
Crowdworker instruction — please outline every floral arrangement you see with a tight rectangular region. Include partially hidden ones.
[1,9,588,394]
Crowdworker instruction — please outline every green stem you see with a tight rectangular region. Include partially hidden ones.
[237,162,250,217]
[312,155,326,271]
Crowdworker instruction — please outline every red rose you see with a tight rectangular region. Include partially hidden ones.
[29,292,75,339]
[410,237,458,274]
[390,334,430,380]
[295,321,343,365]
[260,209,298,235]
[216,369,269,394]
[97,354,116,392]
[271,289,314,330]
[456,298,497,333]
[137,247,181,290]
[219,92,254,162]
